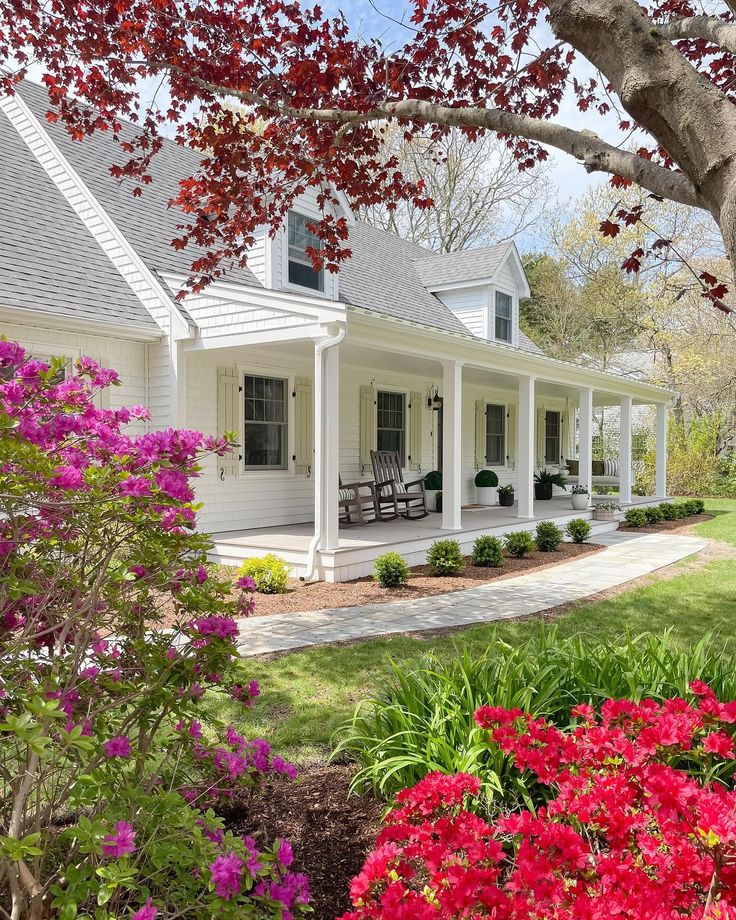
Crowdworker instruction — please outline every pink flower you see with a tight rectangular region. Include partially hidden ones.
[193,615,239,641]
[703,731,735,758]
[131,900,157,920]
[104,735,132,758]
[119,475,151,497]
[102,820,136,857]
[238,575,257,591]
[209,852,243,900]
[53,465,84,489]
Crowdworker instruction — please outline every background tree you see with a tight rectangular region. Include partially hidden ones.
[357,127,552,252]
[5,0,736,303]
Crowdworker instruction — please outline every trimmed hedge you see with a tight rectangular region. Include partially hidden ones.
[471,535,504,568]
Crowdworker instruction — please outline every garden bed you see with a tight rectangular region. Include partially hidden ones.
[247,542,603,616]
[222,765,380,920]
[619,512,713,534]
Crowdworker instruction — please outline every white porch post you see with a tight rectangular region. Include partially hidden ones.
[517,375,535,518]
[441,360,463,530]
[619,394,633,505]
[655,402,668,498]
[321,340,340,550]
[578,387,593,508]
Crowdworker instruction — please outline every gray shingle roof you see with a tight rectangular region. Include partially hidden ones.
[0,105,158,329]
[412,243,512,288]
[18,80,261,292]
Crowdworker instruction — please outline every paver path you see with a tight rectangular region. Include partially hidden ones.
[236,531,708,657]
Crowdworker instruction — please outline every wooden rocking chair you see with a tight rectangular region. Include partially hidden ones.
[370,450,429,520]
[338,475,379,525]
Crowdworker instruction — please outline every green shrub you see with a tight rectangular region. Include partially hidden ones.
[624,508,647,528]
[535,520,563,551]
[426,539,464,576]
[424,470,442,490]
[644,505,664,524]
[673,501,690,518]
[565,518,591,543]
[471,535,504,568]
[334,628,736,807]
[659,501,679,521]
[691,498,706,514]
[474,469,499,488]
[504,530,535,558]
[239,553,291,593]
[373,552,410,588]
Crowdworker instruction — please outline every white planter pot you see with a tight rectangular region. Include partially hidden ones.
[476,486,498,506]
[571,493,589,511]
[425,489,440,512]
[593,509,616,522]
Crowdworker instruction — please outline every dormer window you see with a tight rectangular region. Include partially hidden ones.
[287,211,324,292]
[494,291,513,343]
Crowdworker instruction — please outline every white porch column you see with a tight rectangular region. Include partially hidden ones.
[517,375,535,519]
[619,394,633,505]
[441,360,463,530]
[321,340,341,550]
[655,402,668,498]
[578,387,593,508]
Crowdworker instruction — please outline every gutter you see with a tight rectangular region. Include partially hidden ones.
[302,324,347,582]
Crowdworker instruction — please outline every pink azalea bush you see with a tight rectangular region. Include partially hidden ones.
[341,686,736,919]
[0,344,309,918]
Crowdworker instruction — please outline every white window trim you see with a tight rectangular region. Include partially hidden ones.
[237,363,296,479]
[281,212,330,299]
[490,285,516,346]
[24,341,81,374]
[374,384,412,470]
[544,408,563,466]
[485,400,509,468]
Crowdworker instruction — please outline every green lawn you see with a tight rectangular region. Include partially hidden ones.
[225,498,736,764]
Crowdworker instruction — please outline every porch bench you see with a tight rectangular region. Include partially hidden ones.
[564,459,641,489]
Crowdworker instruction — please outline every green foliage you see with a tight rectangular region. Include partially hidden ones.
[639,415,727,498]
[625,508,647,528]
[645,505,664,524]
[426,539,464,576]
[659,502,679,521]
[474,469,499,488]
[504,530,535,558]
[239,553,291,594]
[498,484,515,496]
[424,470,442,490]
[534,469,567,488]
[565,518,591,543]
[334,628,736,807]
[535,521,563,551]
[471,535,504,568]
[373,552,410,588]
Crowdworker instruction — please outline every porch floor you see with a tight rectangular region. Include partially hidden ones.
[211,495,664,582]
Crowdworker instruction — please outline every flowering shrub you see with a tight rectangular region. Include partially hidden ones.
[341,685,736,919]
[0,344,309,919]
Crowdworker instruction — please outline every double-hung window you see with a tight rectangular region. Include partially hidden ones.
[494,291,513,343]
[545,410,561,465]
[485,404,506,466]
[377,390,406,464]
[287,211,324,292]
[243,374,289,470]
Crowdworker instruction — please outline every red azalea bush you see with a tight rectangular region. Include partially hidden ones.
[0,343,309,919]
[341,686,736,919]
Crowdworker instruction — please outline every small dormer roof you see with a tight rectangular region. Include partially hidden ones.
[412,241,530,297]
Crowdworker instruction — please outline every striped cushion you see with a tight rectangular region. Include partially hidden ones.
[602,459,619,477]
[338,488,354,501]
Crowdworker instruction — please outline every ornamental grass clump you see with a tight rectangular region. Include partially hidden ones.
[504,530,535,558]
[427,539,464,576]
[565,518,591,543]
[373,551,410,588]
[471,535,504,568]
[0,344,309,920]
[341,685,736,919]
[535,520,563,551]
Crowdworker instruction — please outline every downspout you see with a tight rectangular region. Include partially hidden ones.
[302,324,346,582]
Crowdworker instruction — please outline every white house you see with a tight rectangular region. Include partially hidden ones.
[0,80,673,581]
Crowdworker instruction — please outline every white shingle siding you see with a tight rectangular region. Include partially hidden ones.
[183,290,316,339]
[434,289,487,338]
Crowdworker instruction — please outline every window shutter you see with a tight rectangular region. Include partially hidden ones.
[536,407,546,468]
[408,391,423,471]
[359,384,377,474]
[506,404,516,467]
[474,400,486,469]
[293,376,313,475]
[217,366,240,478]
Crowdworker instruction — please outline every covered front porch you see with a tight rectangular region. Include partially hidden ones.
[211,495,663,582]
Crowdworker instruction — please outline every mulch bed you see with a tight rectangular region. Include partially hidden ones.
[618,513,713,534]
[248,542,604,616]
[223,765,381,920]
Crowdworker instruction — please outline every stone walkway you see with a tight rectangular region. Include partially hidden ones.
[236,531,708,657]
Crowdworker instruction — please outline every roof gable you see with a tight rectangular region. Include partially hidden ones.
[411,241,530,296]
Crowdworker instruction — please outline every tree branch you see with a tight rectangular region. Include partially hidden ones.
[656,15,736,55]
[157,64,707,211]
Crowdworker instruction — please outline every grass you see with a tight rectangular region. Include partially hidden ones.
[222,498,736,764]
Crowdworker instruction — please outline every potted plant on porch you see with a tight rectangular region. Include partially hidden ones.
[424,470,442,512]
[498,484,515,507]
[534,468,567,501]
[593,500,620,522]
[474,469,499,505]
[570,484,589,511]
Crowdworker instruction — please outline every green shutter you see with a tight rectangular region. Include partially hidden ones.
[506,404,516,467]
[359,384,376,474]
[408,391,423,471]
[475,400,486,469]
[217,366,240,477]
[293,376,313,475]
